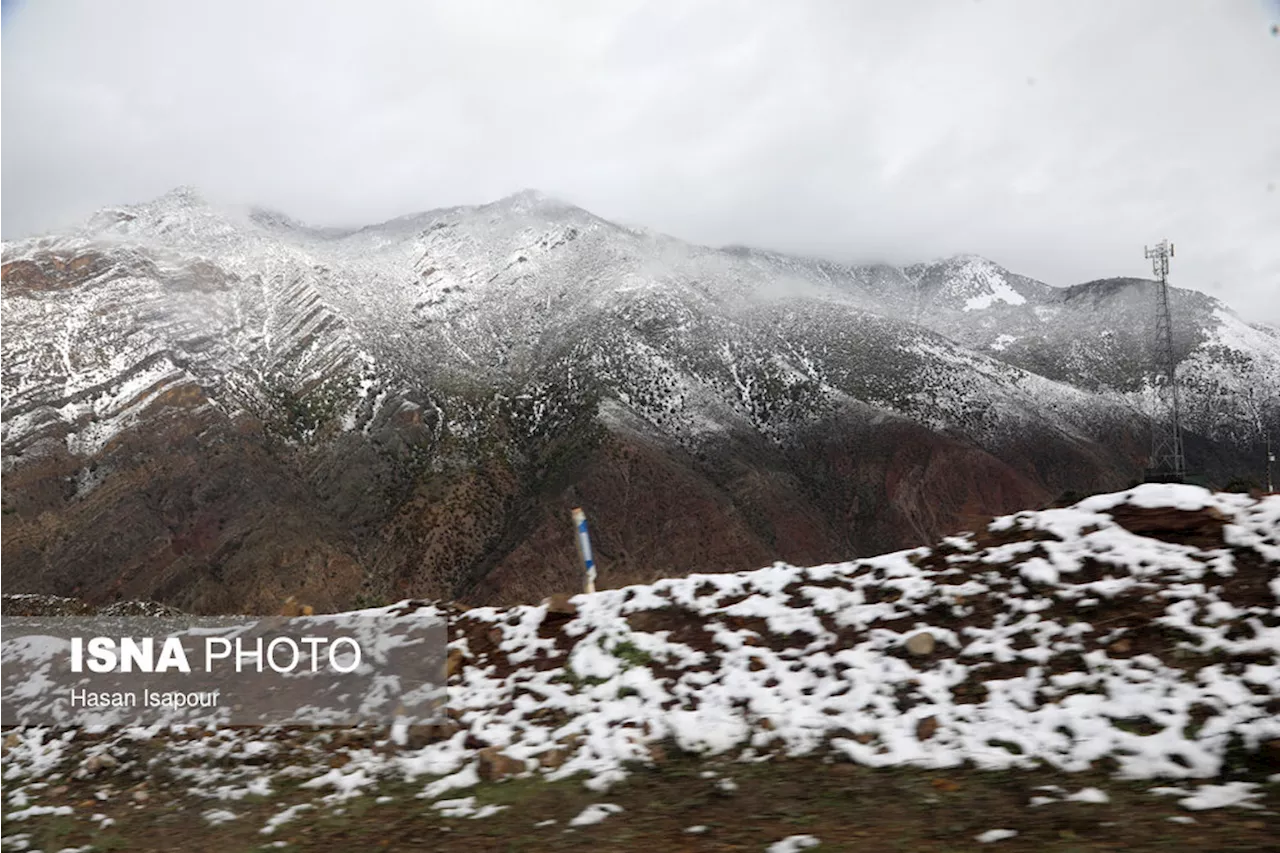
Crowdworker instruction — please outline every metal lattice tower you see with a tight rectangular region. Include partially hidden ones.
[909,268,925,328]
[1144,239,1186,482]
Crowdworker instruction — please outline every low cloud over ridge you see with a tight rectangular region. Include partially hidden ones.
[3,0,1277,320]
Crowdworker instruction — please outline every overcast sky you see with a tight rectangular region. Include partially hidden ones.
[4,0,1278,321]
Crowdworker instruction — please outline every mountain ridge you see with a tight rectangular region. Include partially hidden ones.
[2,188,1277,612]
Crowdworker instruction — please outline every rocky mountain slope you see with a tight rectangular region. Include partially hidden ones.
[2,188,1278,611]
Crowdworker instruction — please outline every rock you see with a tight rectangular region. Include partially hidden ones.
[77,753,119,777]
[405,721,462,748]
[916,716,939,741]
[905,632,936,656]
[543,593,577,617]
[1262,739,1280,768]
[537,747,569,770]
[332,729,374,749]
[477,746,526,781]
[1107,505,1227,548]
[132,789,150,803]
[446,647,465,678]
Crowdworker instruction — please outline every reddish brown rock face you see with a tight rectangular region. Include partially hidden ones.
[450,415,1132,607]
[2,251,124,294]
[0,407,362,614]
[2,385,1130,615]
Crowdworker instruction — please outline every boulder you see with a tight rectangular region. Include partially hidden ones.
[477,746,526,781]
[543,593,578,617]
[905,632,936,656]
[537,747,569,770]
[76,753,119,777]
[446,647,465,678]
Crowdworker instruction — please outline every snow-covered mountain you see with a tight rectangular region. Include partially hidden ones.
[2,188,1277,612]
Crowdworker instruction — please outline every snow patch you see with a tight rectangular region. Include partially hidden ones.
[975,829,1019,843]
[568,803,624,826]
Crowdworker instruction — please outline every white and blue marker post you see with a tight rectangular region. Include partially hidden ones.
[571,507,597,594]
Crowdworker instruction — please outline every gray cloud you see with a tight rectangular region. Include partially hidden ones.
[3,0,1278,320]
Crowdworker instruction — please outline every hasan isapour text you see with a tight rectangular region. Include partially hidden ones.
[68,687,221,708]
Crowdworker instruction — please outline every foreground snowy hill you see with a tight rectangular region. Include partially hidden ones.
[2,485,1277,849]
[2,188,1279,609]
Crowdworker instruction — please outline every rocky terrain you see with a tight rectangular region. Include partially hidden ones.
[2,484,1277,850]
[2,188,1278,611]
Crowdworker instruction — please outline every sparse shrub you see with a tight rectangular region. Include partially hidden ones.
[611,640,653,668]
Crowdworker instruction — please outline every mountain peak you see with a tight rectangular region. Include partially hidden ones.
[77,185,259,249]
[246,205,306,231]
[905,254,1027,312]
[936,253,1004,271]
[484,188,572,215]
[154,185,207,209]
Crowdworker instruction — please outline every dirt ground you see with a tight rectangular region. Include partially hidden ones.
[4,751,1276,852]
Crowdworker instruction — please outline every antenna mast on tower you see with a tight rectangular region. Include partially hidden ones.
[1267,431,1274,494]
[1144,239,1186,483]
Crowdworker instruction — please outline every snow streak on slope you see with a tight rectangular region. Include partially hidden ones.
[4,187,1277,466]
[2,194,378,455]
[1,244,234,458]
